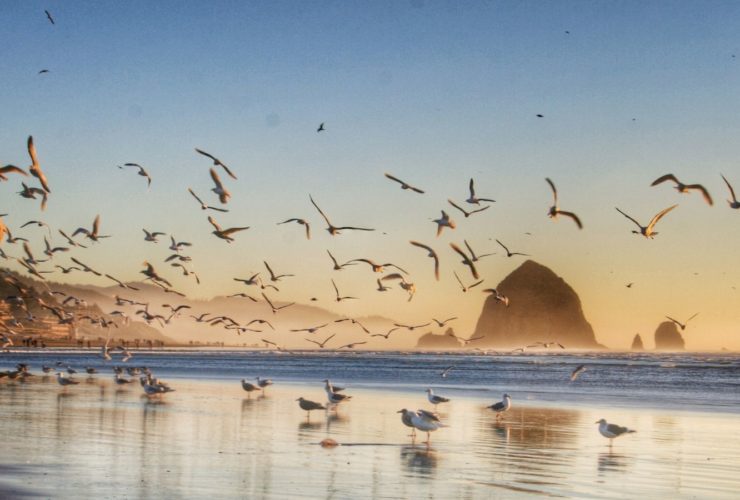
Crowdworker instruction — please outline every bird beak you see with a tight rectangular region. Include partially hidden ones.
[594,420,600,424]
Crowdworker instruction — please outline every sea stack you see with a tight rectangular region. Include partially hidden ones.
[416,328,462,349]
[473,260,601,349]
[654,321,685,350]
[630,334,644,351]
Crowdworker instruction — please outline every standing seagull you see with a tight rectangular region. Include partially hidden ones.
[545,178,583,229]
[397,409,417,439]
[297,397,326,419]
[409,241,440,280]
[665,313,699,331]
[309,194,374,235]
[651,174,713,206]
[120,163,152,187]
[195,148,237,179]
[384,173,425,194]
[426,388,450,407]
[615,205,678,239]
[720,174,740,209]
[466,178,496,205]
[596,419,635,447]
[487,393,512,420]
[27,136,51,193]
[409,409,445,445]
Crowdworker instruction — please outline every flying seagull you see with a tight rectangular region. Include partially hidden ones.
[545,177,583,229]
[317,122,325,132]
[27,136,51,193]
[72,215,110,242]
[309,194,374,235]
[207,216,249,242]
[120,163,152,187]
[432,210,456,237]
[496,239,529,258]
[651,174,713,206]
[449,242,479,280]
[665,313,698,331]
[210,168,231,204]
[409,240,439,280]
[188,188,228,212]
[45,10,55,25]
[195,148,237,180]
[466,178,495,205]
[615,205,678,239]
[570,364,586,381]
[277,218,311,239]
[448,199,490,218]
[384,173,425,194]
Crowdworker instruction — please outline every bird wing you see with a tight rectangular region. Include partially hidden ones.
[207,216,222,232]
[0,165,28,176]
[721,174,738,202]
[614,207,643,229]
[335,225,374,232]
[685,184,713,206]
[453,271,464,289]
[92,215,101,236]
[686,312,699,323]
[450,242,479,279]
[27,136,51,193]
[209,168,224,190]
[381,273,405,282]
[384,172,404,185]
[221,226,249,236]
[469,178,475,198]
[27,136,39,168]
[651,173,679,186]
[188,188,204,205]
[417,409,440,421]
[447,199,468,216]
[557,210,583,229]
[495,239,510,254]
[309,194,332,226]
[647,204,678,232]
[195,147,216,162]
[545,177,558,205]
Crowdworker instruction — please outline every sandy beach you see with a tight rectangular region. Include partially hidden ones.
[1,372,739,499]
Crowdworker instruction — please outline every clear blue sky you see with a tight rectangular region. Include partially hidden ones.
[3,1,740,349]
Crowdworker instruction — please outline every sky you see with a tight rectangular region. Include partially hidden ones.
[2,1,740,350]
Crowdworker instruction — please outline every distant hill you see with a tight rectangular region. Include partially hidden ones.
[631,333,645,351]
[473,260,602,349]
[1,268,400,349]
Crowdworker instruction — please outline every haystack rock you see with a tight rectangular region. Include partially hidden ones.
[473,260,601,348]
[416,328,462,349]
[631,333,644,351]
[653,321,685,350]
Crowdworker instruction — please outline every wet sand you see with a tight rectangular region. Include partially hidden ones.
[1,376,738,498]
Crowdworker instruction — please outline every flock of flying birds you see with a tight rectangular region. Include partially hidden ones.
[0,126,733,352]
[2,9,739,354]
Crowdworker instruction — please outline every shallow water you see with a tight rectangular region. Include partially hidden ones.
[2,349,739,412]
[1,369,739,498]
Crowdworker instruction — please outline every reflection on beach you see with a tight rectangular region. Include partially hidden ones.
[1,376,739,498]
[400,446,438,477]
